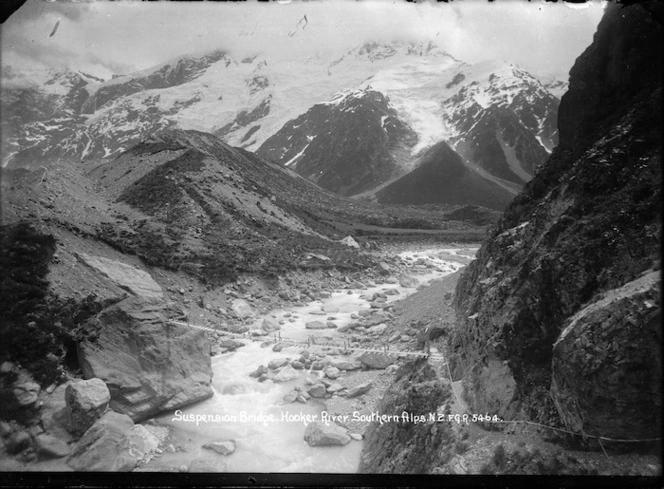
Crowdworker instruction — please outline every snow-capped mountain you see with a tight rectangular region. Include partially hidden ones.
[537,73,569,100]
[2,45,405,167]
[256,88,417,196]
[1,39,561,208]
[255,47,560,197]
[0,67,103,167]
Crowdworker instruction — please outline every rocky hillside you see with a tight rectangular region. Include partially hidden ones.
[2,126,491,301]
[375,140,515,211]
[450,0,662,439]
[0,122,493,470]
[62,129,378,283]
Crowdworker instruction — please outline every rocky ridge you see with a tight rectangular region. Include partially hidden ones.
[450,1,662,437]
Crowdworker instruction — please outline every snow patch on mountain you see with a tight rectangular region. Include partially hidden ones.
[284,143,310,167]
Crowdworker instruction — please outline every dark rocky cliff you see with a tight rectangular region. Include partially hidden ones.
[257,89,417,196]
[450,1,661,439]
[358,360,455,473]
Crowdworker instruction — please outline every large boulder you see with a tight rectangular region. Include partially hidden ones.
[324,366,341,380]
[376,262,391,276]
[340,236,360,249]
[66,411,154,471]
[305,321,326,330]
[307,384,326,398]
[38,383,73,442]
[12,374,40,408]
[273,364,299,383]
[203,439,236,456]
[76,252,163,299]
[268,358,289,370]
[358,352,396,370]
[551,272,661,439]
[359,361,451,473]
[346,382,372,398]
[329,358,360,371]
[261,318,281,333]
[398,275,419,288]
[230,299,254,319]
[65,378,111,435]
[304,421,350,447]
[77,296,213,421]
[365,313,389,327]
[124,424,160,460]
[368,324,387,335]
[248,365,267,378]
[35,433,71,459]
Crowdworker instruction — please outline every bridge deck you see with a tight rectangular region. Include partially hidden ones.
[167,320,447,362]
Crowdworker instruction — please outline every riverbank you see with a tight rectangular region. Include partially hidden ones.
[0,243,476,473]
[2,240,659,476]
[133,245,476,473]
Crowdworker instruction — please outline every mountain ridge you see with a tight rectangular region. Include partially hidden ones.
[2,40,561,191]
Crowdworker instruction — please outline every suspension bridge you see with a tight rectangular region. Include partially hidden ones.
[166,319,448,363]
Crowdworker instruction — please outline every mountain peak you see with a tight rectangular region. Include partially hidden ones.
[355,39,453,60]
[102,49,228,88]
[323,86,375,107]
[328,39,458,70]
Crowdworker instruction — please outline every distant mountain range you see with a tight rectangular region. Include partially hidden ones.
[1,40,566,210]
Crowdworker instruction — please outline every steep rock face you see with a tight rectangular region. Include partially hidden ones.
[77,296,213,421]
[75,252,164,300]
[551,271,661,439]
[451,1,662,436]
[376,141,515,211]
[557,4,662,153]
[359,360,453,473]
[257,89,417,196]
[455,106,549,185]
[215,94,272,145]
[442,62,559,173]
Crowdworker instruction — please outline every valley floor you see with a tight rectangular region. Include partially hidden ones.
[1,241,660,477]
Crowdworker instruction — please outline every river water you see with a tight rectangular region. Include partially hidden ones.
[143,246,476,473]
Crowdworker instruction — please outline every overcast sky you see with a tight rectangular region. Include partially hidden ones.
[1,0,606,81]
